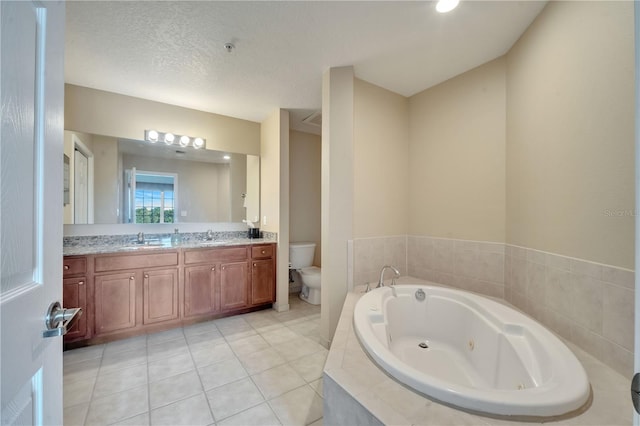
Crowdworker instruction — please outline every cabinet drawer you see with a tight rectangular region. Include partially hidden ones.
[184,246,248,265]
[63,257,86,276]
[95,251,178,272]
[251,245,274,259]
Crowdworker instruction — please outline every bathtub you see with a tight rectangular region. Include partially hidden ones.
[353,284,591,419]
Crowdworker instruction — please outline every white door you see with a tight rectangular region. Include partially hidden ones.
[1,1,66,424]
[74,149,89,224]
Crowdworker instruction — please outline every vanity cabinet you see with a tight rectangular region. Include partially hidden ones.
[250,245,276,306]
[63,243,276,347]
[143,268,179,325]
[94,271,138,335]
[62,256,90,342]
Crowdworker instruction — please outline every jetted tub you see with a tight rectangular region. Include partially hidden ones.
[353,284,591,419]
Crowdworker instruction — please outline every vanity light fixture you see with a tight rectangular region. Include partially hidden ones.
[436,0,459,13]
[223,155,231,160]
[144,130,206,150]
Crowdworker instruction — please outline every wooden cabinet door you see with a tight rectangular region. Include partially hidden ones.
[251,259,275,305]
[63,276,88,341]
[184,265,217,317]
[94,271,137,335]
[220,261,249,311]
[143,268,179,325]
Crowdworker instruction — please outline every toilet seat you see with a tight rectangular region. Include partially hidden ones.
[300,266,320,276]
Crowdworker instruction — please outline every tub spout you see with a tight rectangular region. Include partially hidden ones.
[377,265,401,289]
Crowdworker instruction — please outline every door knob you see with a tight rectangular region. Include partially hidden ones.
[42,301,82,338]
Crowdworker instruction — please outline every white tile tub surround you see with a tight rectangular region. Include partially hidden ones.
[324,280,632,426]
[353,235,634,376]
[353,236,407,286]
[407,236,505,299]
[505,245,635,377]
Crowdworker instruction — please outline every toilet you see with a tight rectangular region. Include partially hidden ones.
[289,242,321,305]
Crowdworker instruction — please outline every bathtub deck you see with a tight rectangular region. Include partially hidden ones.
[324,279,632,426]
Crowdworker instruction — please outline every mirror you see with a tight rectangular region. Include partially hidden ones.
[63,130,260,225]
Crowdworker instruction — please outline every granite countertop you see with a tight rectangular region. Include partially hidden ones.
[323,277,631,425]
[63,236,276,256]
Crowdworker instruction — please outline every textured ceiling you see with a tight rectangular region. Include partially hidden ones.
[65,1,546,134]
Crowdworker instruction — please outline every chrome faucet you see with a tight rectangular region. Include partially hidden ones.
[377,265,401,289]
[137,232,145,244]
[206,229,214,240]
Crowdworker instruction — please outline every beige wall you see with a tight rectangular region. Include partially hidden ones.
[353,79,409,238]
[321,67,354,347]
[506,1,634,269]
[408,58,507,242]
[65,84,261,156]
[289,130,322,266]
[93,135,120,224]
[261,109,290,312]
[123,154,231,223]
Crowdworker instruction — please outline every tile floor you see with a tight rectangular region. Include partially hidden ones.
[63,297,325,426]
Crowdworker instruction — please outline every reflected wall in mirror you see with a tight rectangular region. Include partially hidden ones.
[63,130,260,225]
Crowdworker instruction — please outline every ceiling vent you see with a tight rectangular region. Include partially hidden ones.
[302,111,322,127]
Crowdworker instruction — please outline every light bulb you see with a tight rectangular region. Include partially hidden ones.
[436,0,459,13]
[147,130,159,142]
[164,133,175,145]
[223,155,231,160]
[193,137,204,149]
[179,135,190,147]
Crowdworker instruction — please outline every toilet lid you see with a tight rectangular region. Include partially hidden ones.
[300,266,321,276]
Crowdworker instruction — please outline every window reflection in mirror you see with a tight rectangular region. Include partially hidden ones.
[63,130,260,225]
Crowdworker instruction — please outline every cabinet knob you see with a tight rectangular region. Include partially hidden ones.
[261,250,266,254]
[253,263,257,267]
[64,265,69,270]
[130,276,134,280]
[211,267,215,271]
[144,274,149,279]
[78,281,84,285]
[222,266,225,270]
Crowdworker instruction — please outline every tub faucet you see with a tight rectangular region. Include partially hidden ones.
[206,229,214,240]
[377,265,401,289]
[137,232,145,244]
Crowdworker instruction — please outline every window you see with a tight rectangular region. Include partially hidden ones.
[127,171,177,224]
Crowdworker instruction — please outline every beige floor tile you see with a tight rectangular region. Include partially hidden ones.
[261,327,299,346]
[183,320,220,337]
[64,357,102,384]
[146,328,185,346]
[150,393,214,426]
[217,403,281,426]
[148,351,194,383]
[149,370,203,409]
[221,328,258,342]
[228,334,270,356]
[190,342,236,369]
[273,337,325,362]
[64,376,95,408]
[237,347,287,375]
[63,345,105,366]
[289,350,328,383]
[288,320,320,337]
[186,329,225,348]
[93,364,148,399]
[111,412,149,426]
[309,379,323,398]
[251,364,306,400]
[85,385,148,425]
[206,377,265,421]
[103,335,146,355]
[64,402,89,426]
[307,418,323,426]
[99,347,147,376]
[198,357,248,390]
[146,339,190,363]
[269,385,323,426]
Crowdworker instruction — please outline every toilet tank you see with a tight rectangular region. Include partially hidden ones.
[289,242,316,269]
